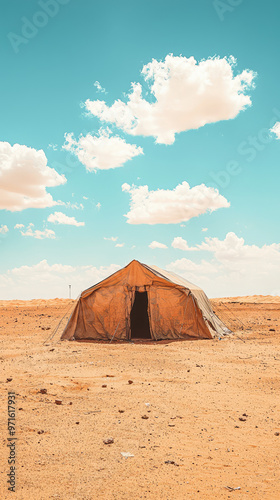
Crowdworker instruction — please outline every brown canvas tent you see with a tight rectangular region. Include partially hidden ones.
[61,260,230,342]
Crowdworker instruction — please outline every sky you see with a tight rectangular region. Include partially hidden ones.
[0,0,280,299]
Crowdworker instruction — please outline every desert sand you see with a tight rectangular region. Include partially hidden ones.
[0,296,279,499]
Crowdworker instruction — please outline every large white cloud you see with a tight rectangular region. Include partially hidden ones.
[0,142,66,212]
[48,212,85,227]
[270,121,280,139]
[0,260,121,300]
[122,181,229,224]
[85,54,255,144]
[63,128,143,171]
[167,232,280,296]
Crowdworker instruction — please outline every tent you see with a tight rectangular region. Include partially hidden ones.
[61,260,230,342]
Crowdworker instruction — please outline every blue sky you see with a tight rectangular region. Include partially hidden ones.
[0,0,280,299]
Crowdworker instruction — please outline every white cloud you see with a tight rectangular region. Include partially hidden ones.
[20,227,56,240]
[122,181,229,225]
[83,196,88,200]
[171,237,198,251]
[14,224,24,229]
[149,241,168,249]
[63,128,143,171]
[85,54,255,144]
[202,227,208,232]
[0,225,9,234]
[167,232,280,296]
[96,202,101,210]
[0,260,121,300]
[0,142,66,212]
[57,201,84,210]
[48,143,58,151]
[104,236,118,242]
[115,243,124,248]
[94,81,107,94]
[47,212,85,227]
[270,121,280,139]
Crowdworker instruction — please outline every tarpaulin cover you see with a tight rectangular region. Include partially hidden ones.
[61,260,230,341]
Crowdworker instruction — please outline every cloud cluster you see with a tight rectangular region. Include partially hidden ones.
[85,54,255,144]
[63,128,143,171]
[122,181,229,224]
[0,260,121,300]
[48,212,85,227]
[16,223,56,240]
[0,141,66,212]
[167,232,280,296]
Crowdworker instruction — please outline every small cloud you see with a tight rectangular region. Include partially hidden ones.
[48,143,58,151]
[104,236,118,242]
[270,122,280,139]
[149,241,168,249]
[202,227,208,232]
[83,196,88,200]
[14,224,24,229]
[63,128,143,172]
[171,237,198,251]
[115,243,124,247]
[48,212,85,227]
[0,225,9,234]
[94,81,107,94]
[21,226,56,240]
[96,202,101,210]
[57,201,84,210]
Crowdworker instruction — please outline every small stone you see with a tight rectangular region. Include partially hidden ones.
[37,430,44,435]
[55,399,62,405]
[128,380,133,384]
[103,438,114,445]
[141,415,149,419]
[6,378,12,382]
[239,417,246,422]
[76,422,80,425]
[39,388,47,394]
[118,410,125,413]
[102,384,107,388]
[274,432,280,436]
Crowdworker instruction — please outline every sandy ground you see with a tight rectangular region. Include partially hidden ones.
[0,297,279,500]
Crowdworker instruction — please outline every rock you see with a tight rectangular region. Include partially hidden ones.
[121,452,134,458]
[6,378,12,382]
[118,410,125,413]
[37,430,44,435]
[128,380,133,384]
[239,417,246,422]
[103,438,114,445]
[102,384,107,388]
[269,328,276,332]
[164,460,179,466]
[141,415,149,419]
[39,388,47,394]
[274,432,279,436]
[55,399,62,405]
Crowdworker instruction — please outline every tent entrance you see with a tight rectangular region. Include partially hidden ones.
[130,291,151,339]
